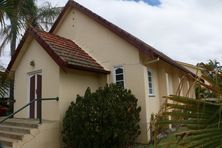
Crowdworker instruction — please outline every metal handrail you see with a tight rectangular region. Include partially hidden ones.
[0,97,59,124]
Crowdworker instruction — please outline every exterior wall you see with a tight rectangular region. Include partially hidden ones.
[58,69,105,122]
[146,63,160,126]
[124,64,148,143]
[156,60,194,99]
[19,121,60,148]
[54,8,149,143]
[14,40,60,120]
[57,69,105,146]
[145,60,196,134]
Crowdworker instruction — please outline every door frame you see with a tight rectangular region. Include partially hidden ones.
[27,70,42,118]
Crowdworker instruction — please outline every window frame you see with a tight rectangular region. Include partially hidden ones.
[178,77,183,96]
[147,68,155,97]
[113,66,125,88]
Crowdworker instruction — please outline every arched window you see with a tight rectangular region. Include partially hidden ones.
[147,68,154,96]
[114,67,124,87]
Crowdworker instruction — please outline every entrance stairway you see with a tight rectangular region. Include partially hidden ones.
[0,118,59,148]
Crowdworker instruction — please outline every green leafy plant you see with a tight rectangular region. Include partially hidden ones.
[62,84,141,148]
[153,60,222,147]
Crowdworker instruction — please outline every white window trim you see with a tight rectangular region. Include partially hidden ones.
[113,66,125,87]
[147,68,155,97]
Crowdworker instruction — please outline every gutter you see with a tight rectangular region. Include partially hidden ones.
[145,57,160,65]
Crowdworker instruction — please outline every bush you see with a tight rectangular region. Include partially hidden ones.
[62,84,141,148]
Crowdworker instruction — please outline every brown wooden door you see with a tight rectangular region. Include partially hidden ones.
[29,74,42,118]
[29,75,35,118]
[36,74,42,119]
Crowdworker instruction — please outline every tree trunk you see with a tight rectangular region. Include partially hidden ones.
[10,30,16,57]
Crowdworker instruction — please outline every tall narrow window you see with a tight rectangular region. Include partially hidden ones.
[187,81,190,97]
[178,77,183,96]
[114,67,124,87]
[147,69,154,96]
[166,72,173,96]
[166,73,170,95]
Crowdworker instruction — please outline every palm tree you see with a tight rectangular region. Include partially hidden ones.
[152,61,222,147]
[0,70,10,97]
[0,0,61,56]
[0,0,14,27]
[195,60,222,99]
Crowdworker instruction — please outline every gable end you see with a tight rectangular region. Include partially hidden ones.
[50,0,196,78]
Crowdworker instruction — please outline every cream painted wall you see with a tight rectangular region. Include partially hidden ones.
[59,69,104,121]
[54,8,149,143]
[124,64,148,143]
[145,61,196,125]
[146,63,160,121]
[156,61,193,99]
[57,69,105,146]
[14,39,60,120]
[19,121,60,148]
[145,63,160,140]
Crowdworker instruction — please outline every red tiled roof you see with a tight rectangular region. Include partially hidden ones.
[50,0,196,78]
[7,28,109,74]
[35,29,107,72]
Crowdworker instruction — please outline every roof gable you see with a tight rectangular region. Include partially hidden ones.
[50,0,196,77]
[7,28,109,74]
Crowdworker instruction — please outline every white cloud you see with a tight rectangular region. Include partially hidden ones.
[1,0,222,66]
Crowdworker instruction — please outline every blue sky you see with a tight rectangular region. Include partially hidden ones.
[131,0,161,6]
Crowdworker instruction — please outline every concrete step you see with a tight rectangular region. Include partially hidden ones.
[2,146,12,148]
[0,118,57,148]
[1,119,39,128]
[0,125,31,134]
[0,131,25,140]
[0,118,40,147]
[0,137,18,147]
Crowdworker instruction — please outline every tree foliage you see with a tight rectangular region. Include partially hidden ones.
[195,60,222,99]
[0,0,14,27]
[153,60,222,147]
[62,84,141,148]
[0,0,61,56]
[0,71,9,97]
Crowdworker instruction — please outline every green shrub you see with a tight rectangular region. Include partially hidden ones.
[62,84,141,148]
